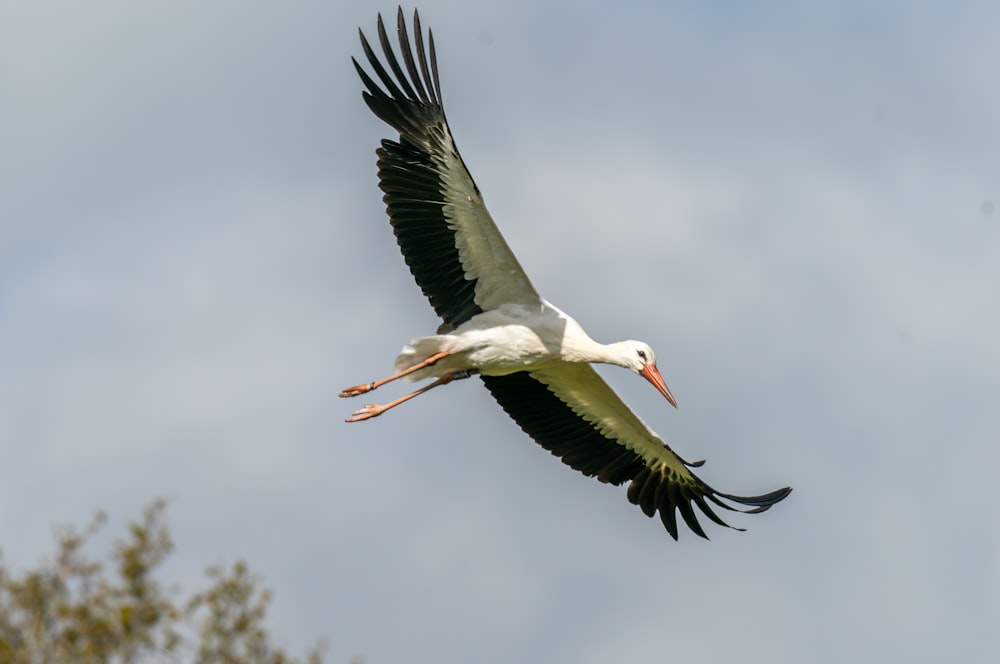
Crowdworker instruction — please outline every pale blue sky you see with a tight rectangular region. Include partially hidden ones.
[2,2,998,662]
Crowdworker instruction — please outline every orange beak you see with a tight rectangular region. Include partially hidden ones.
[640,364,678,409]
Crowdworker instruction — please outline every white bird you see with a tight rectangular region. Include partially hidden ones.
[344,8,791,539]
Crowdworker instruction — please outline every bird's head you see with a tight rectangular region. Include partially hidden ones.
[619,341,678,409]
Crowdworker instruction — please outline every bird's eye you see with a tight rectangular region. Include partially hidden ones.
[636,349,647,361]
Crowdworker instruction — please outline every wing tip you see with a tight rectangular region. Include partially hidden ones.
[717,486,793,512]
[354,5,445,143]
[632,468,792,540]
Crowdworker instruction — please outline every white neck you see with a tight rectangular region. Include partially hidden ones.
[562,336,634,368]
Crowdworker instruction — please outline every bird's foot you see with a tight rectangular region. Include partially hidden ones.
[345,404,384,422]
[339,382,376,398]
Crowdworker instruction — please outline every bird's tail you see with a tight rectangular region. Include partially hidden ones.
[394,335,452,382]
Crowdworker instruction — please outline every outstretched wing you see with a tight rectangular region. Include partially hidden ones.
[482,366,791,540]
[354,8,542,329]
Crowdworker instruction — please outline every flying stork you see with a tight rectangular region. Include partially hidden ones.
[343,7,791,539]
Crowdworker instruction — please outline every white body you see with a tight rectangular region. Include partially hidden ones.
[396,301,638,382]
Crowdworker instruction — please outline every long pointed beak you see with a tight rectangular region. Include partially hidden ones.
[640,364,678,409]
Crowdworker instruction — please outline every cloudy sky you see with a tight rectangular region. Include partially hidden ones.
[2,1,998,662]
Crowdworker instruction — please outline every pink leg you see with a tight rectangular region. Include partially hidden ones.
[340,350,452,398]
[345,370,476,422]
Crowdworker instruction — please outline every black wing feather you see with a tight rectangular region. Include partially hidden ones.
[482,372,792,540]
[354,8,483,328]
[376,138,483,326]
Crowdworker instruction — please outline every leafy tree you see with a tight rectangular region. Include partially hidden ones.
[0,499,325,663]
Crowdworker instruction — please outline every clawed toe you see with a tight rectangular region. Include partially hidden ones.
[340,383,374,398]
[345,404,383,423]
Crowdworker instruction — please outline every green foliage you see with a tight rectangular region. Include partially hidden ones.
[0,499,324,663]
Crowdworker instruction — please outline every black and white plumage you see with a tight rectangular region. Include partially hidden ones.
[343,7,791,540]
